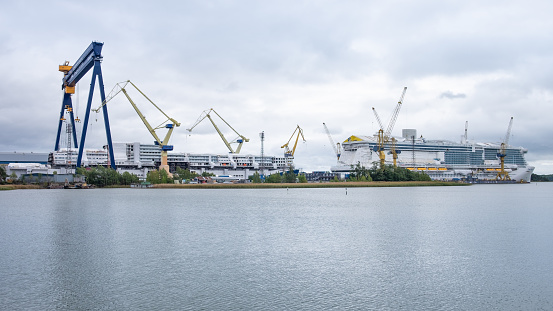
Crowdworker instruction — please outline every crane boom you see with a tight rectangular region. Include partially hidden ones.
[323,123,341,161]
[187,108,249,153]
[95,81,180,131]
[281,125,305,157]
[207,114,234,153]
[371,87,407,168]
[62,42,103,91]
[504,116,513,146]
[93,80,180,175]
[372,108,385,131]
[496,117,514,181]
[385,86,407,138]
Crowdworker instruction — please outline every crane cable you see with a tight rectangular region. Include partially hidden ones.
[75,83,80,122]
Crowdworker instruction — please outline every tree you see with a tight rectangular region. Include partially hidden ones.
[146,169,174,184]
[265,173,282,183]
[121,171,139,185]
[249,171,262,183]
[0,166,7,184]
[348,162,372,182]
[159,169,170,184]
[9,172,18,183]
[78,166,138,187]
[174,167,198,182]
[283,167,297,183]
[146,170,161,184]
[298,174,307,183]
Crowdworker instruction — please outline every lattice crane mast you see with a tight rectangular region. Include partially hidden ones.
[496,117,513,181]
[281,125,306,158]
[387,87,407,167]
[187,108,249,154]
[323,123,341,162]
[386,87,407,139]
[371,87,407,168]
[94,80,180,175]
[373,107,386,168]
[371,108,386,168]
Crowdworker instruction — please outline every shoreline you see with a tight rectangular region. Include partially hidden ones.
[151,181,469,189]
[1,181,468,190]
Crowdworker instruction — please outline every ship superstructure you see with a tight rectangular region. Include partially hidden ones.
[332,129,534,182]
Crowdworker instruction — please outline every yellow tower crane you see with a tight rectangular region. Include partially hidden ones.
[371,108,387,168]
[371,87,407,168]
[389,137,399,167]
[496,117,513,181]
[281,125,306,158]
[187,108,249,154]
[93,80,180,176]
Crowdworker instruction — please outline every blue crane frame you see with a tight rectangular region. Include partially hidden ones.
[55,41,116,169]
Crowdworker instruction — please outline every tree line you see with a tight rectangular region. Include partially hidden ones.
[145,167,214,184]
[531,174,553,182]
[2,162,431,187]
[343,163,432,182]
[76,166,140,187]
[249,167,308,184]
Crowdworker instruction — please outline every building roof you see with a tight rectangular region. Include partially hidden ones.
[0,152,49,164]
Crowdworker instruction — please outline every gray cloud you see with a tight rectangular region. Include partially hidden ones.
[1,0,552,173]
[440,91,467,99]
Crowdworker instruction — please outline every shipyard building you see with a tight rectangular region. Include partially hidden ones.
[48,142,289,180]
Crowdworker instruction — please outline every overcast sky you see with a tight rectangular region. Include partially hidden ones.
[1,0,552,173]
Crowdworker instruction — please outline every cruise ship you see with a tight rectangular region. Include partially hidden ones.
[331,129,534,182]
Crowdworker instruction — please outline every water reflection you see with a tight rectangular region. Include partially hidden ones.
[1,185,552,310]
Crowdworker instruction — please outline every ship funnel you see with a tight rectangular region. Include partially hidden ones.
[402,129,417,139]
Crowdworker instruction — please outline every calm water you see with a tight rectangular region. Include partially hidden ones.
[1,184,553,310]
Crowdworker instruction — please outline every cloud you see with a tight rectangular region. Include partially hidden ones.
[439,91,467,99]
[1,0,553,173]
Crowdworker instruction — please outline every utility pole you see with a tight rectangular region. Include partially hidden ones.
[259,131,265,177]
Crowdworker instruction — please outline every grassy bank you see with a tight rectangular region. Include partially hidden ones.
[152,181,468,189]
[0,181,469,190]
[0,184,43,191]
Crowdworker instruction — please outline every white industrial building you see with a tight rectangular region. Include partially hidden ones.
[46,142,291,181]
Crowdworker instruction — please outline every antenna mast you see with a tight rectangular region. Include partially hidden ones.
[260,131,265,177]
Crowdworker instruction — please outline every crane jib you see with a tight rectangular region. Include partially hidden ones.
[63,42,103,88]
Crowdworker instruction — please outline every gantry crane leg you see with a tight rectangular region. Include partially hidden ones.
[76,61,115,169]
[55,93,78,151]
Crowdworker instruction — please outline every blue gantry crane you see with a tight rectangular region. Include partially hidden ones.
[55,41,116,169]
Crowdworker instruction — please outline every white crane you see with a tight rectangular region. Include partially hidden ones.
[323,123,341,162]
